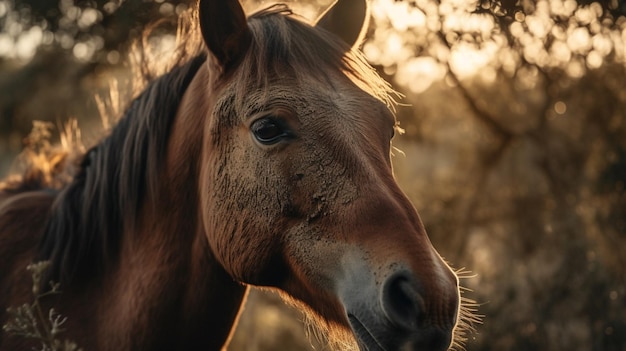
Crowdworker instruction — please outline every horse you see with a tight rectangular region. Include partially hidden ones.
[0,0,463,350]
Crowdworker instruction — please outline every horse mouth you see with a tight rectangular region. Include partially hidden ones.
[347,313,453,351]
[348,314,388,351]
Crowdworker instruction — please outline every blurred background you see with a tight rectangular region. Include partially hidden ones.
[1,0,625,350]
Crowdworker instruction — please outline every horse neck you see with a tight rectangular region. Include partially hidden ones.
[102,66,247,350]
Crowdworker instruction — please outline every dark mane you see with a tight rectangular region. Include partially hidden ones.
[38,54,206,284]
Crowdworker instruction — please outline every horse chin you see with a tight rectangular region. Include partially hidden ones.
[347,312,453,351]
[278,295,452,351]
[348,314,389,351]
[273,289,360,350]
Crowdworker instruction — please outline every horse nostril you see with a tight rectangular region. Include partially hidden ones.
[381,272,424,330]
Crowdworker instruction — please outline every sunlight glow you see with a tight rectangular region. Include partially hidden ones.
[450,40,500,79]
[396,57,446,93]
[550,41,572,65]
[550,0,578,17]
[525,13,553,40]
[140,34,178,73]
[77,8,101,30]
[592,34,613,56]
[366,0,625,93]
[0,1,8,18]
[371,0,430,32]
[73,42,93,61]
[0,0,623,85]
[567,27,592,54]
[566,59,585,78]
[0,33,13,57]
[15,26,43,60]
[554,101,567,115]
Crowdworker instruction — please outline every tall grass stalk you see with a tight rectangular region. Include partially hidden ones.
[3,261,82,351]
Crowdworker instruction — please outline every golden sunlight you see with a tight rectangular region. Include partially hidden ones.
[366,0,626,94]
[367,0,505,90]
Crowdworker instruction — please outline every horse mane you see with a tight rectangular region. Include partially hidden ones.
[4,3,397,286]
[36,54,207,284]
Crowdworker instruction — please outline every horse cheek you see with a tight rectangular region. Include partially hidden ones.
[199,147,239,279]
[199,146,280,285]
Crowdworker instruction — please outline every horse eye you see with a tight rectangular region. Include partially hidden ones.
[251,118,288,145]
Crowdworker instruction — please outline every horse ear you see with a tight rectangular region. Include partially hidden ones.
[198,0,251,70]
[315,0,370,49]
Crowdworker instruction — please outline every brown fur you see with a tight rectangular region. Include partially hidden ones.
[0,2,463,351]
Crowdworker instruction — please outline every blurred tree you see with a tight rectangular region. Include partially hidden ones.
[0,0,194,63]
[365,0,626,350]
[0,0,332,171]
[0,0,196,171]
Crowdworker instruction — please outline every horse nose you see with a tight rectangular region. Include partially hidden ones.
[380,270,458,350]
[381,271,424,330]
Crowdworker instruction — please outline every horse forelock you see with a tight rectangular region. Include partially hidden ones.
[225,5,398,119]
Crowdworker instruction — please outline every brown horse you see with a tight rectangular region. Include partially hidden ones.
[0,0,462,350]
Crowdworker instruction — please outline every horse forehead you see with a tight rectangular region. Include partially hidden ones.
[226,71,394,141]
[303,89,393,141]
[290,79,392,124]
[237,78,390,121]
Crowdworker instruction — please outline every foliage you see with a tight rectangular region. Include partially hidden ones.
[0,0,195,63]
[364,1,626,350]
[2,262,82,351]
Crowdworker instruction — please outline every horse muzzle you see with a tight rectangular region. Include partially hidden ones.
[337,258,459,351]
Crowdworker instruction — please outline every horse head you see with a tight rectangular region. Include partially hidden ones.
[194,0,460,349]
